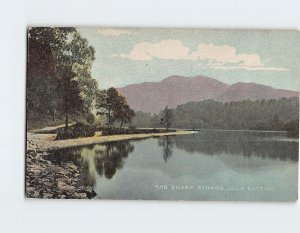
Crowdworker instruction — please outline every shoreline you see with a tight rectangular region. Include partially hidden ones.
[26,129,194,199]
[27,130,195,152]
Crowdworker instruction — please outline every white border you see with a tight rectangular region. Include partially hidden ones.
[0,0,299,233]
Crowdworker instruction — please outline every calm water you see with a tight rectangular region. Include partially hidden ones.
[46,130,298,201]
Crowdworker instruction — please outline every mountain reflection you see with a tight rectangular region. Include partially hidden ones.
[174,131,298,162]
[47,141,135,186]
[158,136,175,162]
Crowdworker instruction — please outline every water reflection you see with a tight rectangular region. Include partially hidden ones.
[174,131,298,162]
[45,130,298,201]
[94,141,134,179]
[46,141,135,187]
[158,136,175,162]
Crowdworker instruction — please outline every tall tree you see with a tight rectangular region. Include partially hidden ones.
[160,106,174,131]
[114,103,135,128]
[27,27,97,129]
[96,88,120,126]
[27,27,74,125]
[96,87,135,127]
[57,67,83,129]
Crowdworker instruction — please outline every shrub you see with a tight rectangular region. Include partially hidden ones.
[101,127,174,136]
[55,123,96,140]
[86,113,95,124]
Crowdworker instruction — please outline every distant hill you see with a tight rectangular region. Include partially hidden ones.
[117,75,298,113]
[216,82,298,102]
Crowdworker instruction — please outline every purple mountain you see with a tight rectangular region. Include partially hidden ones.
[117,75,298,113]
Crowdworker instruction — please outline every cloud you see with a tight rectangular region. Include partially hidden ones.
[207,63,287,71]
[115,40,286,71]
[194,44,286,71]
[119,40,190,60]
[97,28,136,36]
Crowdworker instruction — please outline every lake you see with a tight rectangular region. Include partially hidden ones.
[46,130,298,201]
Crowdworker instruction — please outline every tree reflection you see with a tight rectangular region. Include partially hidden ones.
[174,131,298,162]
[46,141,135,188]
[158,136,175,162]
[94,141,134,179]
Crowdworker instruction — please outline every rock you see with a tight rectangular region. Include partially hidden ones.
[80,186,92,193]
[88,190,97,199]
[28,151,36,157]
[66,163,78,170]
[57,181,76,193]
[43,193,54,198]
[32,191,40,198]
[26,187,35,193]
[44,181,53,187]
[76,193,87,199]
[26,138,86,199]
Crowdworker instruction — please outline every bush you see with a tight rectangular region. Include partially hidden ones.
[86,113,95,124]
[101,127,174,136]
[55,123,96,140]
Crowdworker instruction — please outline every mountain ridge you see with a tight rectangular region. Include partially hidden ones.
[117,75,298,113]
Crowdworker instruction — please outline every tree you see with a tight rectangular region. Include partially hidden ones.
[133,98,298,131]
[160,106,174,131]
[96,88,121,126]
[67,31,97,112]
[285,119,299,138]
[27,27,97,129]
[27,27,74,126]
[114,103,135,128]
[96,87,135,127]
[270,114,283,130]
[57,66,83,129]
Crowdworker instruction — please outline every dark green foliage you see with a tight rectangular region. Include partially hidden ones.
[55,123,96,140]
[174,98,298,130]
[100,127,174,136]
[27,27,97,130]
[132,111,161,128]
[160,106,174,131]
[133,98,299,132]
[96,88,119,126]
[57,66,84,129]
[96,87,135,127]
[285,119,299,138]
[86,113,95,124]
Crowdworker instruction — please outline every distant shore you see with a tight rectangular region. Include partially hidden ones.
[27,130,195,151]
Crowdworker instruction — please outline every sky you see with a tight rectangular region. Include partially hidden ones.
[77,27,300,91]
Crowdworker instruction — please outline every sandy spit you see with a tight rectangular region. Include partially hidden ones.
[27,131,195,151]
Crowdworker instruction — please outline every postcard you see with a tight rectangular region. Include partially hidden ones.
[26,27,299,201]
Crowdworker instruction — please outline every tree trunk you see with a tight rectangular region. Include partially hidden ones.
[52,109,56,121]
[108,110,111,127]
[65,112,69,130]
[120,120,124,128]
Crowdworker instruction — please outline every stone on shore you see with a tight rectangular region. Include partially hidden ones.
[26,140,96,199]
